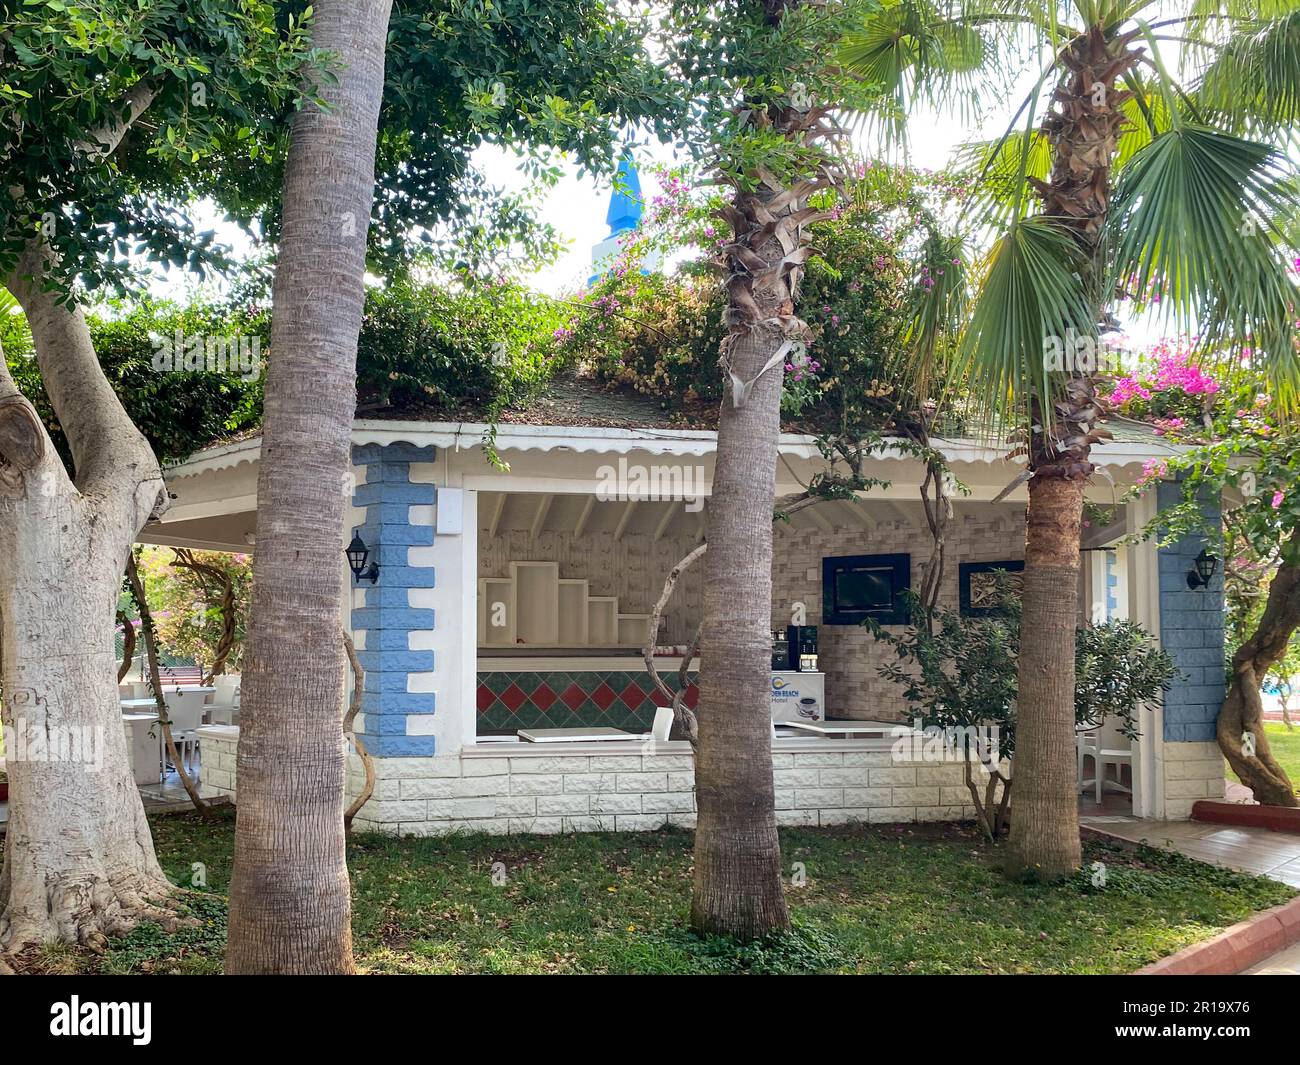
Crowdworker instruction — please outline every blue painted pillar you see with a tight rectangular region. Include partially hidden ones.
[1156,482,1225,743]
[349,443,438,756]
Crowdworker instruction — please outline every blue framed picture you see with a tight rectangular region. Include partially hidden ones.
[959,560,1024,617]
[822,553,911,625]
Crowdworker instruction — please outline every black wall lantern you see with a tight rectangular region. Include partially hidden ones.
[1186,547,1219,590]
[346,532,380,585]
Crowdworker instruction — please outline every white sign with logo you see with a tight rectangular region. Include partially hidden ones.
[770,672,825,723]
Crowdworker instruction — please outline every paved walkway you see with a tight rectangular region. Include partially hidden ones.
[1084,816,1300,887]
[1082,812,1300,975]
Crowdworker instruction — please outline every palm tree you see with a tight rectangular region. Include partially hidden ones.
[224,0,394,973]
[688,0,859,940]
[844,0,1300,877]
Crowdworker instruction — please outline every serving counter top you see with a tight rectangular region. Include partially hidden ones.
[478,655,700,671]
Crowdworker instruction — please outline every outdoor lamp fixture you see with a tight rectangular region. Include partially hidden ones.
[346,532,380,585]
[1186,547,1219,590]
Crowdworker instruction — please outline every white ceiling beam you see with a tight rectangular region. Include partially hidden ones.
[805,504,835,533]
[574,495,596,538]
[487,492,507,538]
[613,500,637,542]
[530,493,554,539]
[652,503,677,543]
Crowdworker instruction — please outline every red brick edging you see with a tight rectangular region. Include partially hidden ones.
[1192,800,1300,835]
[1135,894,1300,975]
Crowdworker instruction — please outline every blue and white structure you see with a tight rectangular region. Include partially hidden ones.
[589,154,662,283]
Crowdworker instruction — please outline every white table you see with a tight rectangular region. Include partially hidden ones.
[517,727,638,743]
[781,719,896,739]
[122,713,161,785]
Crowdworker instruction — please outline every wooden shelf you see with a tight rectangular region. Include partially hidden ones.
[510,561,560,645]
[587,597,618,646]
[557,579,590,646]
[617,613,652,648]
[481,559,656,650]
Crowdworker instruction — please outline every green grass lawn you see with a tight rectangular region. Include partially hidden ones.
[1226,721,1300,795]
[15,807,1295,975]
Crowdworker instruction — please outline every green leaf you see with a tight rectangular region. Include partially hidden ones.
[956,216,1095,432]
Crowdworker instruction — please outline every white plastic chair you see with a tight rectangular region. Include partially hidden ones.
[212,675,241,707]
[651,706,674,742]
[1078,724,1133,803]
[162,691,206,776]
[1077,727,1100,797]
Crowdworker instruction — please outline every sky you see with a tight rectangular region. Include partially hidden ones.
[161,57,1172,354]
[164,91,1018,302]
[507,100,996,296]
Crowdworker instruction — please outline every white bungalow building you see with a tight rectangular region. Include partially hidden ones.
[147,404,1226,834]
[141,167,1228,835]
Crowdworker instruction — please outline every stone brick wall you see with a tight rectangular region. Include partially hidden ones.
[1156,482,1225,744]
[1159,740,1226,820]
[196,727,983,832]
[770,509,1024,719]
[195,725,238,800]
[1154,482,1226,816]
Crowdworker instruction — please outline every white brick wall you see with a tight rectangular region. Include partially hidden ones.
[203,731,986,833]
[200,728,1217,828]
[1159,740,1225,820]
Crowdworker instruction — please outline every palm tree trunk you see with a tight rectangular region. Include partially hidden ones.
[1007,26,1137,878]
[225,0,393,974]
[1007,472,1085,877]
[690,0,837,931]
[693,320,792,940]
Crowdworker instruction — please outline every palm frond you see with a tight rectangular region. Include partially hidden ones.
[951,129,1052,230]
[839,0,998,152]
[898,229,971,396]
[956,215,1095,435]
[1108,124,1300,407]
[1195,9,1300,136]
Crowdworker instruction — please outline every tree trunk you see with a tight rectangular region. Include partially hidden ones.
[224,0,393,974]
[1006,473,1085,878]
[0,247,174,955]
[692,322,792,940]
[1218,554,1299,806]
[1006,26,1138,879]
[690,65,840,936]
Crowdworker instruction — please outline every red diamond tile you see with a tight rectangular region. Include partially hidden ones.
[499,682,528,713]
[477,684,495,711]
[620,680,646,709]
[590,682,617,711]
[530,682,558,712]
[560,683,588,711]
[684,684,699,709]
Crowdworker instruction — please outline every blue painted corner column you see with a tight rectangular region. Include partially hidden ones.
[1156,482,1225,743]
[350,443,438,756]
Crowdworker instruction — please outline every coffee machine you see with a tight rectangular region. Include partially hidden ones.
[785,625,818,672]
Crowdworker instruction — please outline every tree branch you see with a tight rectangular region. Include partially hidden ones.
[75,80,158,160]
[5,246,166,526]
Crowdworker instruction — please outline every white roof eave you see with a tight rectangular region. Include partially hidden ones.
[164,418,1189,481]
